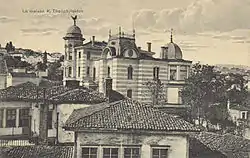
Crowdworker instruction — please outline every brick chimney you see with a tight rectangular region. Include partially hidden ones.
[147,42,151,52]
[92,36,95,46]
[104,77,112,102]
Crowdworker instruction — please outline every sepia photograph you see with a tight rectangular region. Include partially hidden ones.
[0,0,249,157]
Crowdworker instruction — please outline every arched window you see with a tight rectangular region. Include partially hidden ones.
[127,65,133,80]
[108,66,111,77]
[127,89,132,99]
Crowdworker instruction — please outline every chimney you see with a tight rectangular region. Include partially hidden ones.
[147,42,151,52]
[104,77,113,102]
[138,47,141,50]
[92,36,95,46]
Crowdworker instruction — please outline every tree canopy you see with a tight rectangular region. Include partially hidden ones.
[181,63,248,125]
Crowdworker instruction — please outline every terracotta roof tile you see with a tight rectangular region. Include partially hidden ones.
[0,82,106,104]
[64,99,200,132]
[0,146,73,158]
[190,132,250,158]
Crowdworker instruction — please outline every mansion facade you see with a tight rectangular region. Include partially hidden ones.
[63,17,192,106]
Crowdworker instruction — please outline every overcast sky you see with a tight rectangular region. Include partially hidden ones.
[0,0,249,66]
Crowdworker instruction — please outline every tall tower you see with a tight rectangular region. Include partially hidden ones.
[63,16,85,86]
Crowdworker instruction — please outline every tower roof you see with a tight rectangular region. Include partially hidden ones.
[64,15,84,40]
[166,29,183,59]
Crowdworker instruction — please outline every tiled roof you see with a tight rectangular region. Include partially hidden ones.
[82,41,107,49]
[64,99,200,132]
[0,59,8,74]
[0,81,106,104]
[190,132,250,158]
[49,88,106,104]
[0,146,73,158]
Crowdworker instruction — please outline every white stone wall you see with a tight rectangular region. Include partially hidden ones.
[56,103,90,143]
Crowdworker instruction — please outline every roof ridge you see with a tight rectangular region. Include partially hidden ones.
[49,88,82,99]
[66,100,124,126]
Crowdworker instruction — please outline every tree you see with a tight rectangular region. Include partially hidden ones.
[143,79,166,107]
[43,51,48,64]
[5,41,15,52]
[47,60,63,81]
[181,63,248,126]
[37,62,47,71]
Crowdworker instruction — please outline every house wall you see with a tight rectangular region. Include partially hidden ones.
[76,132,188,158]
[0,74,12,90]
[56,103,90,143]
[0,101,32,136]
[12,77,40,86]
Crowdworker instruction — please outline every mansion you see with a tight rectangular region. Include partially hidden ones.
[63,17,192,106]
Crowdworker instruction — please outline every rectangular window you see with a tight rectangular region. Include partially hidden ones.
[93,67,96,81]
[79,52,81,59]
[87,67,90,76]
[69,52,72,60]
[19,108,29,127]
[6,109,16,127]
[153,67,160,80]
[103,148,119,158]
[169,66,177,81]
[78,67,81,77]
[68,67,72,77]
[127,89,132,99]
[47,111,53,129]
[87,51,90,60]
[152,148,168,158]
[241,112,247,119]
[179,66,187,80]
[82,147,98,158]
[124,147,140,158]
[0,109,3,128]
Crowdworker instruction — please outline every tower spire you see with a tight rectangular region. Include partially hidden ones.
[170,28,173,43]
[71,15,77,26]
[132,18,135,38]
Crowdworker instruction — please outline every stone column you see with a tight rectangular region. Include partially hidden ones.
[16,109,19,127]
[3,109,6,128]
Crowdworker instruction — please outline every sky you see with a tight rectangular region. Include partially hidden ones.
[0,0,249,66]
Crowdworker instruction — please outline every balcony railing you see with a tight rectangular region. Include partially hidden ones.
[0,139,35,147]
